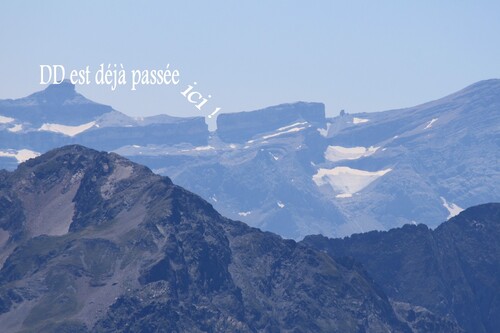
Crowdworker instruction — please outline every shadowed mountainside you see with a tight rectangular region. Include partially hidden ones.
[0,145,433,333]
[303,203,500,333]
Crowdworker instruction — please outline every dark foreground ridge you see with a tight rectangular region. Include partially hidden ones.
[303,203,500,333]
[0,145,431,333]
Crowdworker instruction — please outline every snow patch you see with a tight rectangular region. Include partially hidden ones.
[0,115,14,124]
[262,126,307,140]
[336,193,353,198]
[193,145,215,151]
[277,121,308,131]
[317,122,331,137]
[246,123,309,143]
[238,211,251,217]
[8,124,23,133]
[269,152,279,161]
[353,117,369,124]
[325,145,379,162]
[0,149,40,163]
[313,166,392,196]
[39,121,96,137]
[440,197,464,219]
[424,118,438,129]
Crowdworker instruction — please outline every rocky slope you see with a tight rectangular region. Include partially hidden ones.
[0,145,428,333]
[303,203,500,333]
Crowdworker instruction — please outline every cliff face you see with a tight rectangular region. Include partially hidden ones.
[0,145,417,333]
[216,102,326,143]
[303,203,500,333]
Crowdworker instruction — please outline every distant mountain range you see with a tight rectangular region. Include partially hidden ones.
[0,80,207,163]
[1,80,499,239]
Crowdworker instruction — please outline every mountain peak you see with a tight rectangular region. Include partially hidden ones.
[463,78,500,90]
[42,79,76,94]
[441,78,500,105]
[0,81,114,126]
[21,144,152,180]
[30,79,86,105]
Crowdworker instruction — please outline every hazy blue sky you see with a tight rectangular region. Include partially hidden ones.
[1,1,499,124]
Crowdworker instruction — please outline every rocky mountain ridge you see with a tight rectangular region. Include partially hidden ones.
[0,145,435,333]
[303,203,500,333]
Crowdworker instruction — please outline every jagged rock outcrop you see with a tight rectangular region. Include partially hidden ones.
[303,203,500,333]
